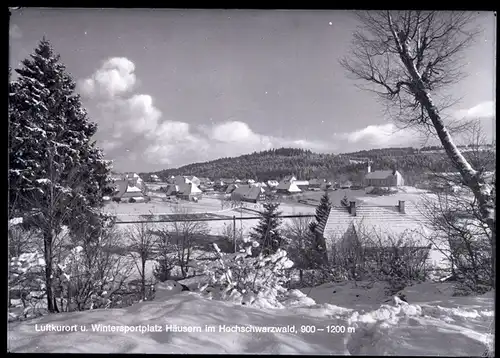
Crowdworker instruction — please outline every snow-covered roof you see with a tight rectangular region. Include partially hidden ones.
[309,179,326,185]
[319,202,431,247]
[178,183,202,195]
[231,185,264,200]
[127,186,142,193]
[276,181,301,192]
[294,180,309,186]
[365,170,401,180]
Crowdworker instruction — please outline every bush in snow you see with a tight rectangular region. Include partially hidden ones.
[200,237,294,307]
[420,188,494,295]
[50,226,135,312]
[9,251,48,320]
[324,224,431,293]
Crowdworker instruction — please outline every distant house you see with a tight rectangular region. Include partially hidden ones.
[186,176,201,186]
[164,184,180,196]
[164,183,202,201]
[309,178,326,189]
[166,176,176,184]
[198,177,212,185]
[293,180,310,191]
[174,175,193,186]
[177,183,203,201]
[315,200,444,267]
[149,174,161,182]
[283,175,297,182]
[113,179,146,201]
[340,180,352,189]
[276,181,301,194]
[225,183,240,194]
[230,185,266,203]
[364,167,405,187]
[267,180,279,188]
[220,178,236,185]
[246,179,256,184]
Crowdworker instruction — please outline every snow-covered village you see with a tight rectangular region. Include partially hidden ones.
[8,8,496,355]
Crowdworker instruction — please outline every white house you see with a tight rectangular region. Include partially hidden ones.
[113,179,146,201]
[316,200,446,268]
[276,181,301,194]
[150,174,161,182]
[364,166,405,187]
[267,180,279,188]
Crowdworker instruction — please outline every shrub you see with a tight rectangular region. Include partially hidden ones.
[200,237,294,307]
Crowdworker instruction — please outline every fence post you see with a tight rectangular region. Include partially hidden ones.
[233,215,236,253]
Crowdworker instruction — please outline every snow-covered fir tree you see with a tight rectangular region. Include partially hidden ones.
[9,38,113,312]
[250,201,284,255]
[309,190,332,234]
[307,190,331,262]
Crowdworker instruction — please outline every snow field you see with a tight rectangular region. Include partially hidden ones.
[8,281,494,355]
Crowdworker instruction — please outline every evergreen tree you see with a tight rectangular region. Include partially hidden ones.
[309,190,332,235]
[250,201,284,255]
[9,38,113,312]
[308,190,332,263]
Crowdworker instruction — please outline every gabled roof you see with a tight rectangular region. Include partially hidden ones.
[231,185,264,200]
[365,170,400,180]
[178,183,202,195]
[165,184,180,195]
[114,179,145,198]
[276,181,301,192]
[294,180,310,186]
[309,178,326,185]
[318,202,430,247]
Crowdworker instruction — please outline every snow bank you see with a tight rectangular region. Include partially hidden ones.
[8,282,493,355]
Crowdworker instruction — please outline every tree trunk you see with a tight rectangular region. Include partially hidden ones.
[141,259,146,301]
[394,30,496,288]
[43,231,55,313]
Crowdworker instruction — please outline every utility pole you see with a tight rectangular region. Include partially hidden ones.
[232,215,236,253]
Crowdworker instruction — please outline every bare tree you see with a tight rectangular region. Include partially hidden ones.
[18,145,91,313]
[283,216,315,283]
[340,11,495,287]
[152,226,177,282]
[127,216,157,300]
[420,180,493,292]
[54,225,134,312]
[170,206,210,278]
[420,122,495,290]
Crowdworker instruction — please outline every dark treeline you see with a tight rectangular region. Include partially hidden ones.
[143,147,495,185]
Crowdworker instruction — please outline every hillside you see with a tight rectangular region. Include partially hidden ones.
[144,147,495,185]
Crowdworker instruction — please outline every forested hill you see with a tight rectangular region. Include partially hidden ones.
[143,146,495,185]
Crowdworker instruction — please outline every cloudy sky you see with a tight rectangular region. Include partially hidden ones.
[9,9,496,172]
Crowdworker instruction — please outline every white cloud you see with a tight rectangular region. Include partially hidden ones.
[336,123,423,150]
[9,24,22,39]
[79,57,331,172]
[211,121,256,143]
[78,57,136,99]
[455,101,495,120]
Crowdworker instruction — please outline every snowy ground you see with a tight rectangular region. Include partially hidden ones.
[7,281,494,355]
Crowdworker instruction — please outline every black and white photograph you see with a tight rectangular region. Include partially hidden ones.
[8,8,495,355]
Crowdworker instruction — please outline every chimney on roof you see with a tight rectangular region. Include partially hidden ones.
[349,201,356,216]
[367,163,371,173]
[398,200,405,214]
